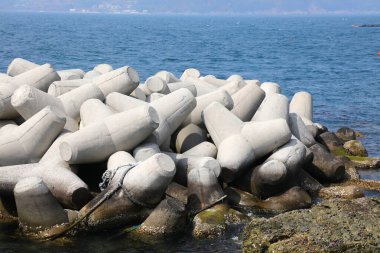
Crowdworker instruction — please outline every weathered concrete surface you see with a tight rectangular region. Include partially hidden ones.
[243,197,380,253]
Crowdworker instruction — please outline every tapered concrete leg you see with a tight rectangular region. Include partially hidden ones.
[202,102,243,147]
[167,82,197,96]
[130,87,147,101]
[306,143,345,183]
[164,152,221,186]
[0,83,19,119]
[231,81,265,121]
[10,64,60,91]
[133,142,160,162]
[105,92,147,112]
[265,136,307,175]
[251,93,289,121]
[57,71,81,81]
[107,151,136,172]
[14,177,68,230]
[183,89,233,127]
[60,105,159,164]
[187,167,225,213]
[0,119,16,129]
[93,64,113,74]
[183,142,218,158]
[145,76,170,94]
[0,106,66,166]
[94,66,139,97]
[59,83,105,120]
[165,182,188,204]
[245,80,260,86]
[289,91,313,121]
[288,113,316,147]
[80,99,114,127]
[58,69,85,78]
[155,70,180,84]
[135,197,186,236]
[241,119,292,159]
[11,85,65,120]
[180,68,201,81]
[185,77,218,95]
[7,58,39,77]
[220,80,246,96]
[148,88,196,145]
[147,93,165,102]
[0,73,12,82]
[48,79,90,96]
[174,124,207,153]
[227,74,244,82]
[83,70,101,79]
[241,160,288,198]
[260,82,281,94]
[0,124,18,136]
[82,154,175,230]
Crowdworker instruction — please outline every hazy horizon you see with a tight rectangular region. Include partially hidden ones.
[1,1,380,15]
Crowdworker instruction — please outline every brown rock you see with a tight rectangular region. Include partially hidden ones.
[343,140,368,157]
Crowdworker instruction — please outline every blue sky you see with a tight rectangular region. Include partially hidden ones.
[1,1,380,14]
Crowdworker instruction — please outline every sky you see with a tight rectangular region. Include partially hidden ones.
[0,0,380,15]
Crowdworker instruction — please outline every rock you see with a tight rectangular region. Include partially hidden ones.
[343,140,368,157]
[318,185,364,199]
[336,127,356,142]
[347,156,380,170]
[242,197,380,252]
[192,203,248,239]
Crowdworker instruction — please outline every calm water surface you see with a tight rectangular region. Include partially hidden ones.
[0,12,379,252]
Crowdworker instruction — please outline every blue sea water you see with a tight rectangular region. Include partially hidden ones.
[0,12,379,252]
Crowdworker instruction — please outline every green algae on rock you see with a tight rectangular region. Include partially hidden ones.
[343,140,368,157]
[242,197,380,253]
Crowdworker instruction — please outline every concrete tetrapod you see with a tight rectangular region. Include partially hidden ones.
[135,197,186,237]
[130,87,147,101]
[145,76,170,95]
[182,89,233,127]
[57,71,81,81]
[148,88,196,146]
[180,68,201,81]
[0,106,66,166]
[58,69,85,78]
[167,82,197,96]
[219,80,246,96]
[265,136,307,175]
[290,91,313,121]
[260,82,281,94]
[60,105,159,164]
[7,58,39,77]
[79,99,114,128]
[187,167,225,214]
[81,153,176,231]
[0,64,60,119]
[288,113,316,147]
[155,70,180,84]
[93,64,113,74]
[14,177,69,231]
[184,77,218,96]
[11,85,78,131]
[59,66,139,121]
[106,92,147,112]
[107,151,136,172]
[182,142,218,158]
[48,79,90,96]
[164,152,221,186]
[0,73,12,83]
[146,93,165,102]
[251,93,289,122]
[230,81,265,121]
[133,142,160,162]
[174,123,207,153]
[83,70,101,79]
[203,102,291,182]
[236,160,289,198]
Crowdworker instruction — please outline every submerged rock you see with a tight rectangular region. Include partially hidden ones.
[336,127,356,142]
[243,197,380,252]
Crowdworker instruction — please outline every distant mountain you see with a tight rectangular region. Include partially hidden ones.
[1,0,380,14]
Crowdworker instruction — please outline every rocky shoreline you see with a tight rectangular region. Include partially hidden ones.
[0,58,379,251]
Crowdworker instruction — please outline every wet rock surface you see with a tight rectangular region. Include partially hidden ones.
[242,197,380,252]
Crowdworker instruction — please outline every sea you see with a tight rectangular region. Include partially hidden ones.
[0,12,379,252]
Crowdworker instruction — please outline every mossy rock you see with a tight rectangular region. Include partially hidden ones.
[336,127,356,142]
[343,140,368,157]
[242,197,380,252]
